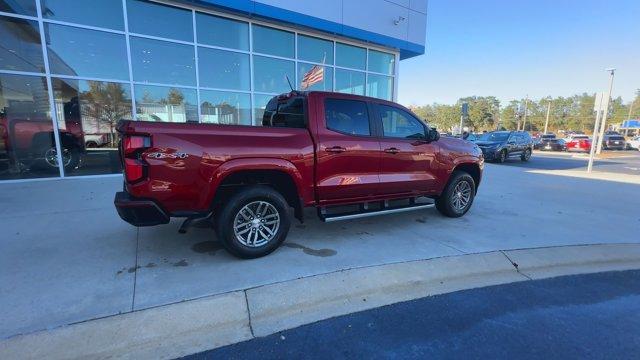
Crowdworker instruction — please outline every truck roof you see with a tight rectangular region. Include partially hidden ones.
[276,90,398,105]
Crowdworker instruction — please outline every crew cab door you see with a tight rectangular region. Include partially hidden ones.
[375,103,437,195]
[314,96,381,204]
[515,133,527,154]
[506,133,520,155]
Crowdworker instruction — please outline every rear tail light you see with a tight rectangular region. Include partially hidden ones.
[122,135,151,183]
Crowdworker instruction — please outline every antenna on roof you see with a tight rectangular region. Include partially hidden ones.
[285,75,294,92]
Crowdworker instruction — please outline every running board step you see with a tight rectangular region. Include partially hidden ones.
[319,202,435,222]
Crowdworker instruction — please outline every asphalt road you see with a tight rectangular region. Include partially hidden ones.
[187,270,640,360]
[505,151,640,175]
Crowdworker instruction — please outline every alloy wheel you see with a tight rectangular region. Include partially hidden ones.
[233,201,280,247]
[44,147,72,168]
[451,180,472,213]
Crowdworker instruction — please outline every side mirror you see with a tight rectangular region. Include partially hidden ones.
[427,127,440,142]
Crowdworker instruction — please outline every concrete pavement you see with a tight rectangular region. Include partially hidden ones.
[530,150,640,175]
[2,244,639,359]
[1,155,639,353]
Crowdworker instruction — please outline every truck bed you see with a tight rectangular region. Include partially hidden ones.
[120,121,315,214]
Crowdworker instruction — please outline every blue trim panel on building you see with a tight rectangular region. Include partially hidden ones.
[179,0,425,59]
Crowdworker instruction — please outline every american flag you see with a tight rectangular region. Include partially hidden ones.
[301,65,324,90]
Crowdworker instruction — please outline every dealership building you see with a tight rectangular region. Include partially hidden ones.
[0,0,427,181]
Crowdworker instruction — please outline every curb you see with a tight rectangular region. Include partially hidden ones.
[2,243,639,359]
[504,243,640,279]
[246,251,522,337]
[0,292,252,360]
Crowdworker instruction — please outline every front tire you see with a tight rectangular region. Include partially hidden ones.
[496,149,507,163]
[435,171,476,218]
[215,185,291,259]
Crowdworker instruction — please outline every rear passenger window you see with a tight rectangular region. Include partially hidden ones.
[262,97,306,128]
[324,99,370,136]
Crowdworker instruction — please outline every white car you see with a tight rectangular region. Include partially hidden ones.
[627,136,640,150]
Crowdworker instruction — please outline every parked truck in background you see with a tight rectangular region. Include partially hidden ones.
[114,91,484,258]
[0,115,84,173]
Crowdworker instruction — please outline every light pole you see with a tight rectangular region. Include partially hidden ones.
[587,92,604,173]
[595,68,615,154]
[522,96,529,131]
[544,101,551,134]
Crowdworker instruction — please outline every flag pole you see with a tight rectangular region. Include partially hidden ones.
[322,52,326,91]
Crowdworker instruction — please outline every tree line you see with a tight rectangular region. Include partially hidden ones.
[409,90,640,134]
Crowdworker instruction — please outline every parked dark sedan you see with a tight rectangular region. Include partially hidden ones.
[538,138,567,151]
[533,133,556,149]
[476,131,533,163]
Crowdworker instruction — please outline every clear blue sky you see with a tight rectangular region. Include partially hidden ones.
[398,0,640,106]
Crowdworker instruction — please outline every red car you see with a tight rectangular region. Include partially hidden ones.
[114,91,484,258]
[564,135,592,152]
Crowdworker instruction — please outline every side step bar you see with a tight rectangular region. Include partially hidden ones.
[319,202,435,222]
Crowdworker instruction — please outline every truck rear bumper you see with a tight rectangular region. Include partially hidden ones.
[114,191,170,226]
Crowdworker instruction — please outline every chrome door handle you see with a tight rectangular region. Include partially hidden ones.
[384,147,399,154]
[326,146,346,153]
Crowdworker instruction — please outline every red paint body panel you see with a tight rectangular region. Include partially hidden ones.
[118,91,483,215]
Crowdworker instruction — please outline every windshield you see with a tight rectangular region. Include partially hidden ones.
[478,132,510,142]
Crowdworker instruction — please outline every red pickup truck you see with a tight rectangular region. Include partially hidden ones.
[114,91,483,258]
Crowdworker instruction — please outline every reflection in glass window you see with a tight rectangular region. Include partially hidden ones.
[126,0,192,41]
[52,79,133,175]
[253,94,273,125]
[253,56,294,94]
[41,0,124,30]
[0,16,44,73]
[324,98,370,136]
[130,37,196,86]
[198,48,249,91]
[252,25,294,58]
[0,0,36,16]
[367,74,393,100]
[262,96,305,128]
[368,50,394,75]
[298,63,333,91]
[379,105,424,139]
[200,90,250,125]
[335,69,365,95]
[46,24,128,80]
[336,43,366,70]
[135,85,197,122]
[0,73,60,179]
[196,13,248,51]
[297,35,333,64]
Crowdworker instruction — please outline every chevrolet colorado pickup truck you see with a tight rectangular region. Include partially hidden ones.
[114,91,483,258]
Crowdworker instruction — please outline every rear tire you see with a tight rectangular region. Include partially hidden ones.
[435,171,476,218]
[520,148,531,161]
[215,185,290,259]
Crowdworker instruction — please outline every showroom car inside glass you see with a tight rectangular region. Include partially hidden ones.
[0,0,398,180]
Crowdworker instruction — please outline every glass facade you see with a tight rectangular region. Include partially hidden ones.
[0,16,44,73]
[0,0,397,181]
[46,24,129,80]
